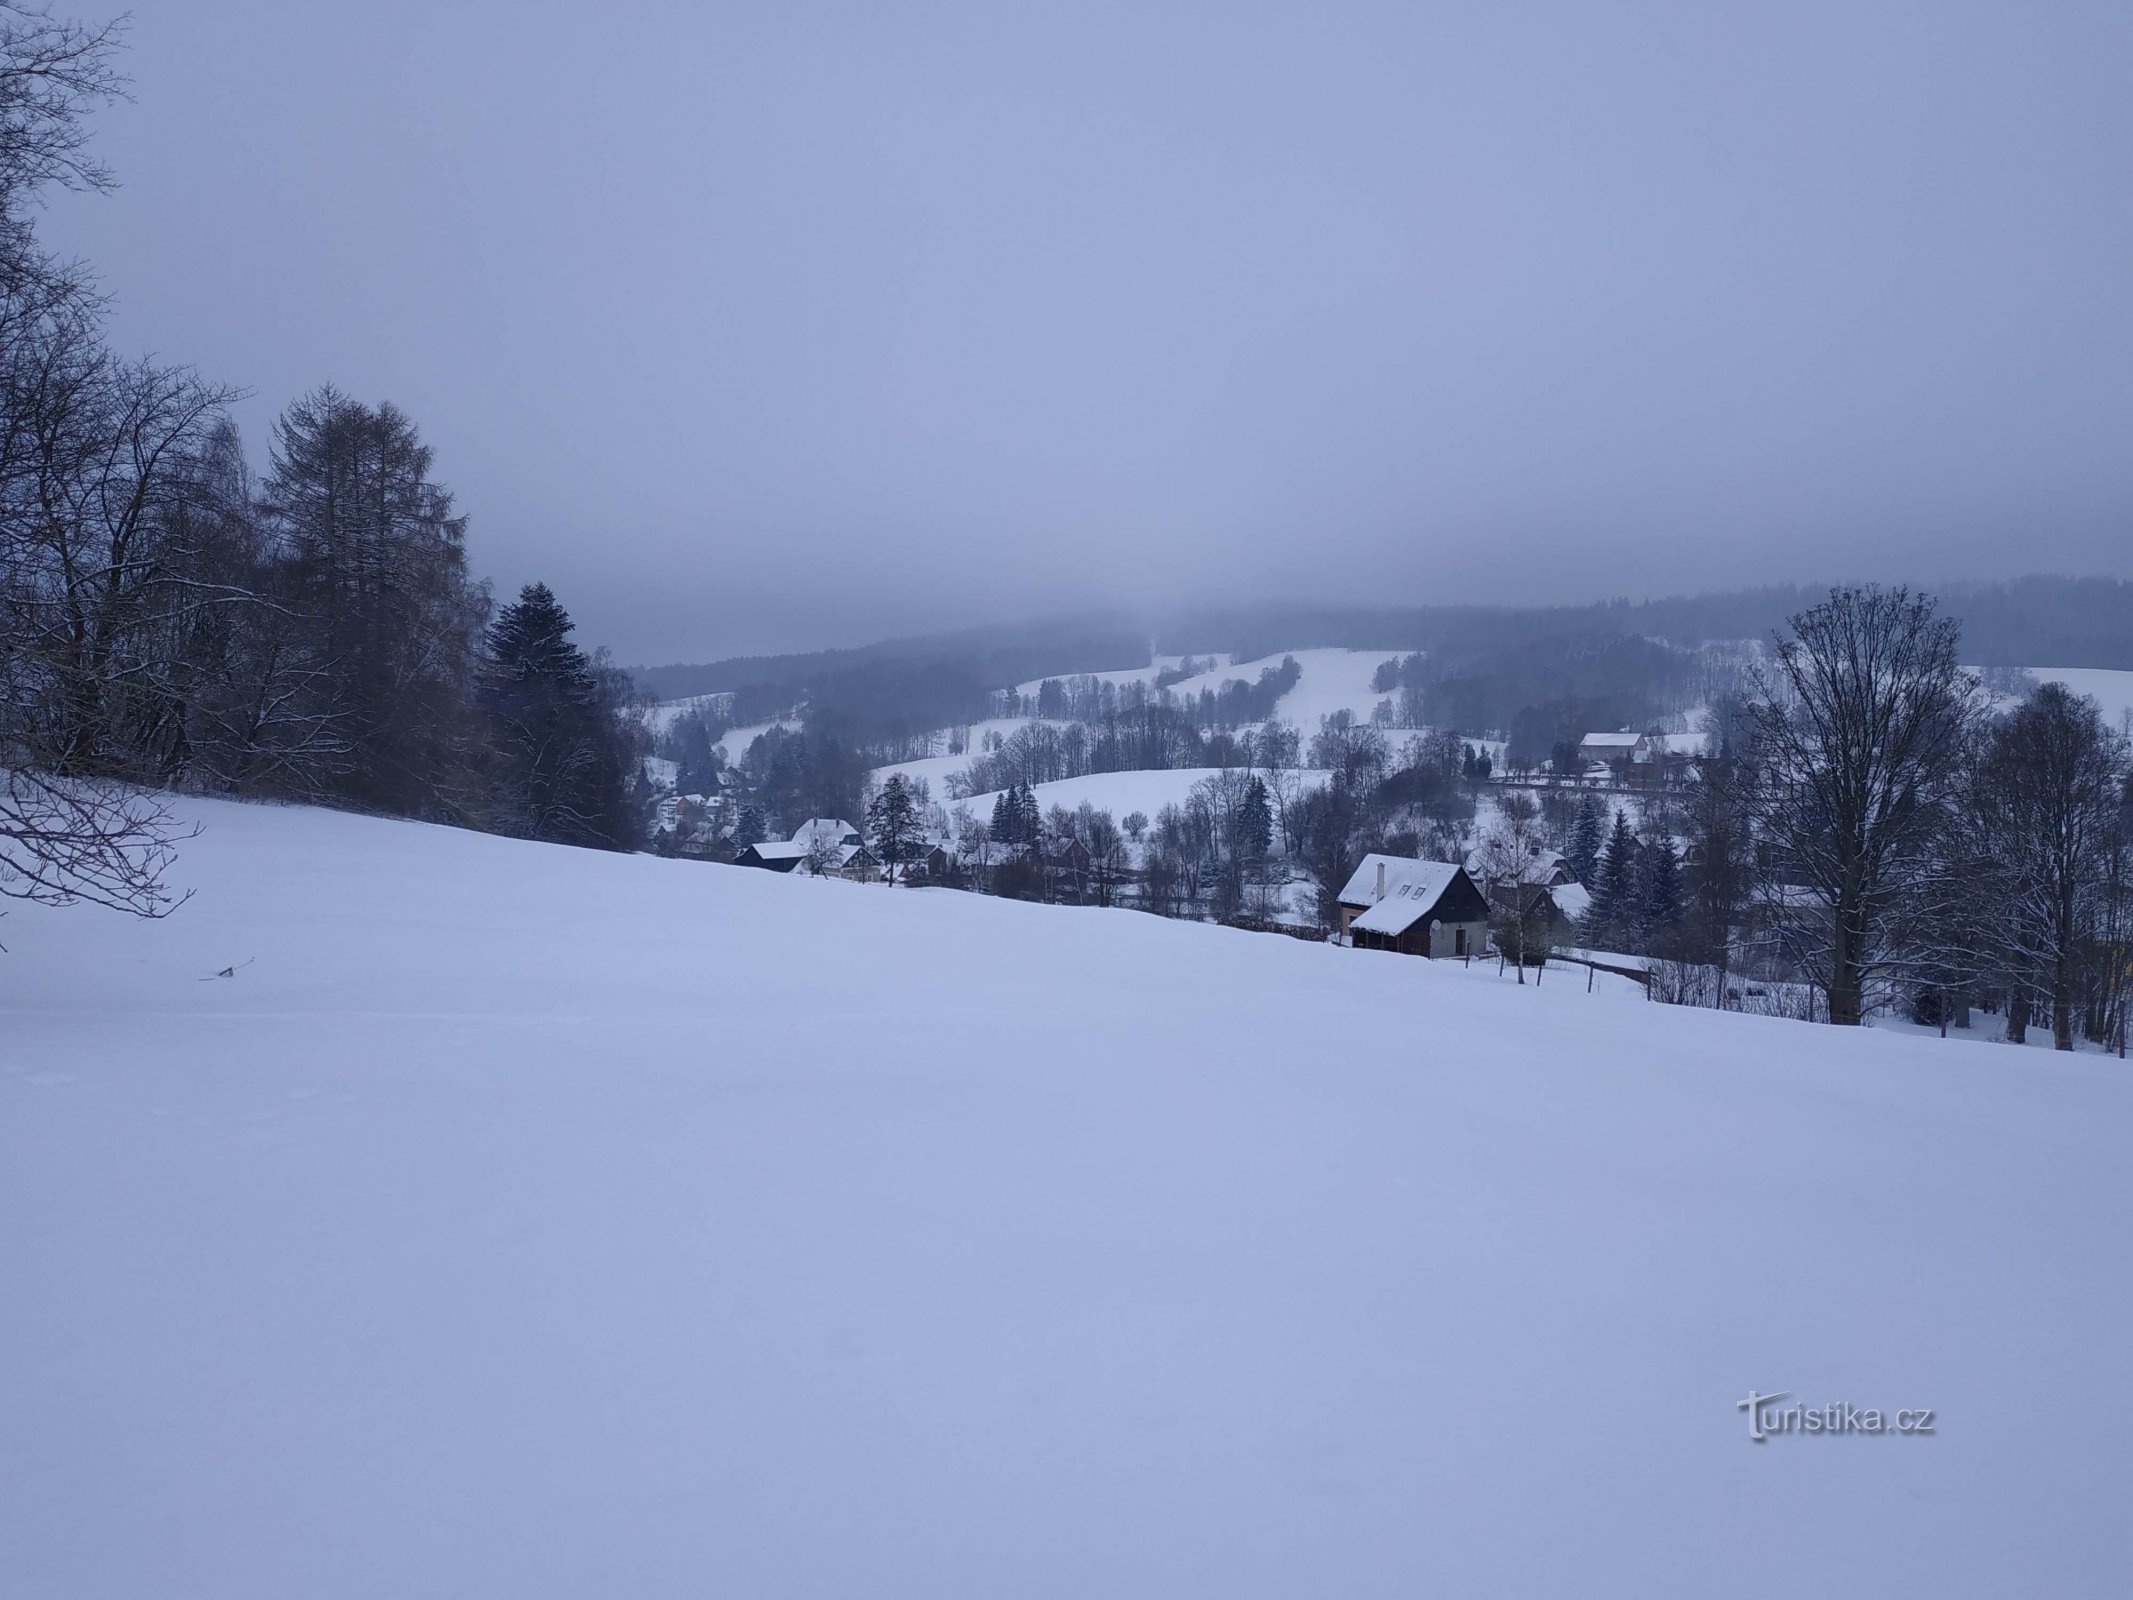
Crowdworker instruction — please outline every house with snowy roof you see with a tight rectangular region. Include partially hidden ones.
[1336,854,1491,959]
[1579,730,1657,766]
[792,818,862,848]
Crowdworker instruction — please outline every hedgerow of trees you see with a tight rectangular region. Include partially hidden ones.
[2,6,644,928]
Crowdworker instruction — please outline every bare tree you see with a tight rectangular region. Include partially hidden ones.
[1970,683,2128,1048]
[0,764,190,928]
[1474,790,1549,982]
[1747,587,1974,1025]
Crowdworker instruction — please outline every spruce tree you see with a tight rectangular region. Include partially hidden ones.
[1011,782,1039,848]
[1568,794,1603,885]
[1633,833,1682,956]
[734,804,767,848]
[1585,809,1638,946]
[1239,777,1273,861]
[481,582,632,848]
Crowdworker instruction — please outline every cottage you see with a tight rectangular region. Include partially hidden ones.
[1337,855,1490,958]
[792,818,862,849]
[734,839,810,873]
[1470,843,1576,889]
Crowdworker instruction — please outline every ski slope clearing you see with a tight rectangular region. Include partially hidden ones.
[5,799,2128,1597]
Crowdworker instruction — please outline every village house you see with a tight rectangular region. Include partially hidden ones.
[1336,855,1491,958]
[1578,730,1659,775]
[793,818,862,849]
[734,839,810,873]
[735,818,869,875]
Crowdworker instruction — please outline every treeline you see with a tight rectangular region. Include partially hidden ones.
[997,656,1301,729]
[1367,635,1739,757]
[1464,589,2133,1045]
[948,693,1305,798]
[1160,578,2133,669]
[2,12,643,923]
[636,618,1154,748]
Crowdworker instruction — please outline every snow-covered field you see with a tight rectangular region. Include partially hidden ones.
[1012,652,1225,699]
[868,717,1043,794]
[6,798,2129,1596]
[713,717,792,763]
[1161,646,1404,731]
[643,690,735,735]
[2028,666,2133,732]
[955,766,1329,824]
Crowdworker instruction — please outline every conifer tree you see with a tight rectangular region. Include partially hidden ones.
[1568,794,1603,885]
[1239,776,1273,861]
[481,582,633,849]
[1633,832,1683,955]
[866,773,923,877]
[1584,809,1638,946]
[267,387,486,814]
[734,804,767,849]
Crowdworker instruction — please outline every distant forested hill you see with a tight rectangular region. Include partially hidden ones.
[1160,577,2133,668]
[633,617,1153,744]
[630,576,2133,745]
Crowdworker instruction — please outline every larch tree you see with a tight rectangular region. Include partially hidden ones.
[264,387,487,817]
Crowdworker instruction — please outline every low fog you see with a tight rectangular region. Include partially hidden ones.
[49,0,2133,661]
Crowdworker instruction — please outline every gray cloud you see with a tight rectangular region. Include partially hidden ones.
[48,0,2133,660]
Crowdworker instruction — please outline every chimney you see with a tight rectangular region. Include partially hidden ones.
[1375,861,1386,902]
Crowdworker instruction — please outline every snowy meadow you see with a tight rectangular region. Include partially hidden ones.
[5,797,2128,1597]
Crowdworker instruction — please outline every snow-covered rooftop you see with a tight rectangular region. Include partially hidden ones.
[1339,857,1469,936]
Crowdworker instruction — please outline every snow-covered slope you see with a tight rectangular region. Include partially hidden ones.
[1012,652,1225,699]
[956,766,1327,824]
[1162,646,1404,730]
[5,799,2128,1597]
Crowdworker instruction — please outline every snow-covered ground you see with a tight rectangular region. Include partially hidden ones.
[2027,666,2133,733]
[868,717,1045,794]
[643,690,735,735]
[713,717,794,764]
[1012,652,1224,700]
[6,798,2129,1596]
[1162,647,1405,731]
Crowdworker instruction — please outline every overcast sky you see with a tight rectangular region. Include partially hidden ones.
[45,1,2133,661]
